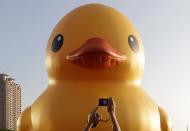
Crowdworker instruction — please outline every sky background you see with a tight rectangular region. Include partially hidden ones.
[0,0,190,130]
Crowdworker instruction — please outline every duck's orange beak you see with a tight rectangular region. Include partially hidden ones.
[66,37,127,69]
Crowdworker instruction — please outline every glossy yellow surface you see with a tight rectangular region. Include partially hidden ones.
[17,3,172,131]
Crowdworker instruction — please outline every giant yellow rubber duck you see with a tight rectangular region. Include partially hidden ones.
[17,3,172,131]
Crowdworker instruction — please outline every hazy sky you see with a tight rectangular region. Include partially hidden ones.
[0,0,190,130]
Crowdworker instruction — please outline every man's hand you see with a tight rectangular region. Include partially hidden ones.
[107,97,121,131]
[83,106,101,131]
[87,106,101,126]
[107,97,115,115]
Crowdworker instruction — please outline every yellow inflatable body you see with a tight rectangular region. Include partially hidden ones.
[17,4,172,131]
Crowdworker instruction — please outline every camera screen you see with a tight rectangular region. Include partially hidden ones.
[99,99,108,106]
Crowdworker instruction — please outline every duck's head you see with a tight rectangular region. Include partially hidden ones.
[46,4,144,85]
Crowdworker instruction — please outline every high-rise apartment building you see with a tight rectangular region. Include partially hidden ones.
[0,74,21,130]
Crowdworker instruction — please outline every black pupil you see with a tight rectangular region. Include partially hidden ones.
[128,35,139,53]
[52,34,63,52]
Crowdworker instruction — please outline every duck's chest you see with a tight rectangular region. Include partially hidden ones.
[31,85,161,131]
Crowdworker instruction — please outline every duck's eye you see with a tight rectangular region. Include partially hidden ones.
[52,34,64,52]
[128,35,139,53]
